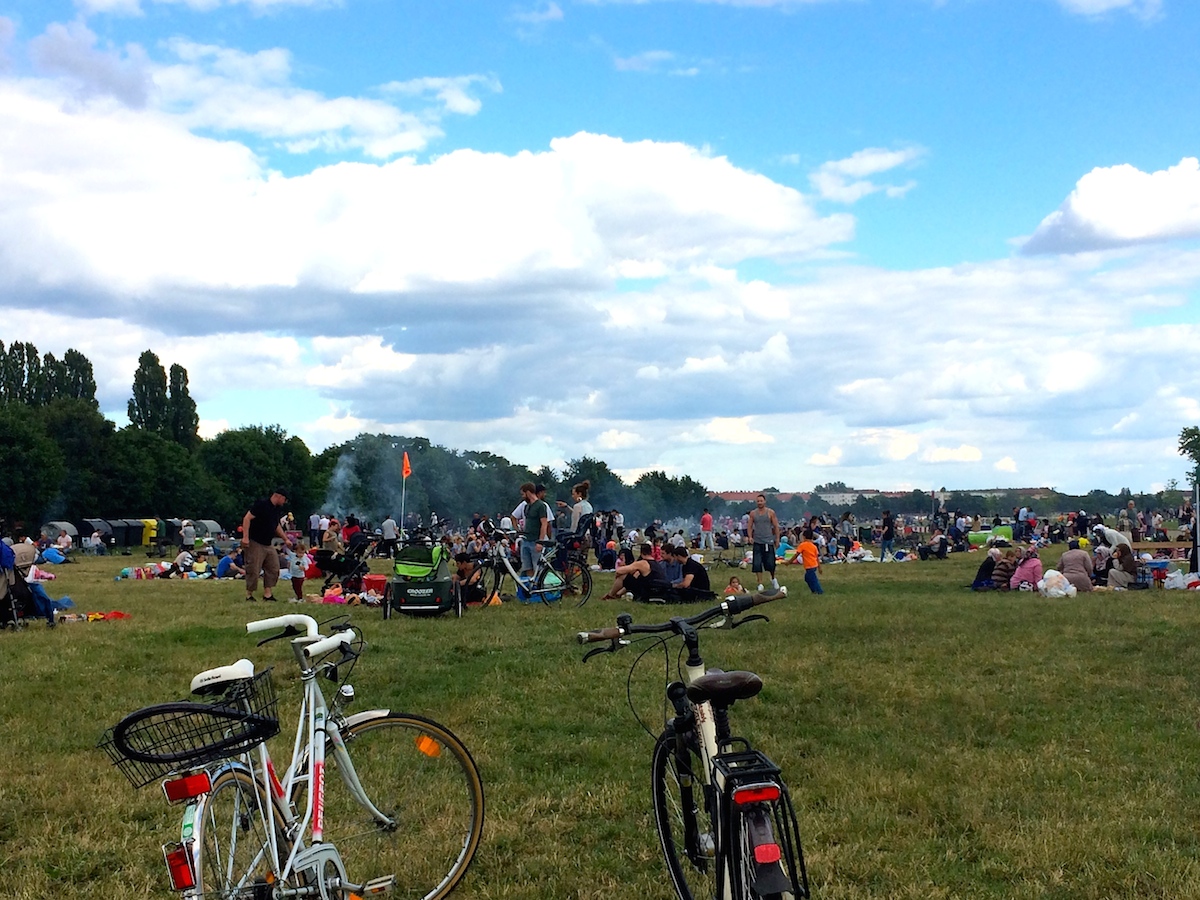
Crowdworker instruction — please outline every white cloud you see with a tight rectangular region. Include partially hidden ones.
[995,457,1018,473]
[1055,0,1161,19]
[76,0,334,13]
[154,39,451,158]
[923,444,983,463]
[513,2,565,24]
[29,20,151,105]
[614,50,677,72]
[810,146,925,204]
[809,447,842,466]
[380,75,501,117]
[679,418,775,445]
[1024,158,1200,254]
[598,429,642,449]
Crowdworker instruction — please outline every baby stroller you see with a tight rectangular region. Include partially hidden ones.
[2,542,54,628]
[384,541,458,618]
[311,533,378,594]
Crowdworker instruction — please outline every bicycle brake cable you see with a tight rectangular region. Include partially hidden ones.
[624,634,674,742]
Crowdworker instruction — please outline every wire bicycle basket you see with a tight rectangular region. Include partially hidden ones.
[99,669,280,788]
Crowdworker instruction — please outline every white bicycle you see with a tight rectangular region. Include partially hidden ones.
[101,613,485,900]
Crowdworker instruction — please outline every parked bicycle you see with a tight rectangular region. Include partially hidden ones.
[578,591,809,900]
[474,524,592,606]
[100,613,484,900]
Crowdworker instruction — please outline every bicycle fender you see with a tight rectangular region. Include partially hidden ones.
[340,709,392,729]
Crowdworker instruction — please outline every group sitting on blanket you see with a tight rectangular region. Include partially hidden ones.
[598,542,712,602]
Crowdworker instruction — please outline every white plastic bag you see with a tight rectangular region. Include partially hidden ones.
[1164,569,1186,590]
[1038,569,1076,598]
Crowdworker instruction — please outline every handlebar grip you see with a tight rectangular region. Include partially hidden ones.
[725,589,782,615]
[303,632,350,661]
[577,626,622,644]
[246,614,319,637]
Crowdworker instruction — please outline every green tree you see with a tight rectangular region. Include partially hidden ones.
[1180,427,1200,485]
[37,398,118,522]
[198,426,300,527]
[167,363,200,448]
[0,404,66,530]
[107,428,214,516]
[61,349,98,407]
[128,350,169,434]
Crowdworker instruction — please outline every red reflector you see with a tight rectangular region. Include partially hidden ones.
[163,771,212,803]
[732,784,780,805]
[163,844,196,891]
[754,842,782,864]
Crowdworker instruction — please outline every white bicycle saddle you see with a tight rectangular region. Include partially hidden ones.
[190,658,255,695]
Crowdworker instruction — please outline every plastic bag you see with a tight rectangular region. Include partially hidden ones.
[1038,570,1077,598]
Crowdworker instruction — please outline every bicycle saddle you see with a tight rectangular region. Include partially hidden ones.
[687,669,763,707]
[190,658,254,695]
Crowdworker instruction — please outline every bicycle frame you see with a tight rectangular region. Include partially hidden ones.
[483,538,562,600]
[185,617,392,897]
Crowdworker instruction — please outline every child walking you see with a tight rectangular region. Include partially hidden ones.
[283,541,309,602]
[798,530,824,594]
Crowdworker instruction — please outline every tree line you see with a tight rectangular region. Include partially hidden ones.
[1,340,1195,537]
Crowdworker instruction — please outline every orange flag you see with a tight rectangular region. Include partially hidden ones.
[402,451,412,479]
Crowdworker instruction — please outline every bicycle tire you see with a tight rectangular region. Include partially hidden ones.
[479,562,504,606]
[561,555,594,607]
[733,805,801,900]
[324,712,485,900]
[652,728,719,900]
[192,765,297,899]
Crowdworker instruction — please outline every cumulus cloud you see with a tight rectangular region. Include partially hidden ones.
[1024,158,1200,254]
[380,74,501,117]
[995,457,1018,473]
[29,20,151,106]
[809,146,924,203]
[153,39,462,157]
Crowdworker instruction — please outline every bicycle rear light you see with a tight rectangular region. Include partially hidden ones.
[753,841,782,864]
[162,842,196,891]
[732,784,781,805]
[162,771,212,804]
[415,734,441,758]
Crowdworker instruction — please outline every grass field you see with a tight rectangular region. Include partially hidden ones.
[4,549,1200,900]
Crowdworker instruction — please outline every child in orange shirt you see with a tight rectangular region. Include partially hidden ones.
[798,530,823,594]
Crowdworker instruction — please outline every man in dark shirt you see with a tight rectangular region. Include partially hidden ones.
[241,487,292,602]
[670,544,711,595]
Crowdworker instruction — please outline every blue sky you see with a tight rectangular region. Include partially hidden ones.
[2,0,1198,495]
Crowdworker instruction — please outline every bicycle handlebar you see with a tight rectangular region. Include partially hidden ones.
[576,589,783,644]
[303,631,353,661]
[247,614,320,638]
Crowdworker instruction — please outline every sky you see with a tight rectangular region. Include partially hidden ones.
[2,0,1199,496]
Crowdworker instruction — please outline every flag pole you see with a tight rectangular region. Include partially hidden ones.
[401,451,411,541]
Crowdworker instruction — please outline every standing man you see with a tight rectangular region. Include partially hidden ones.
[699,508,715,551]
[518,482,551,578]
[880,509,896,561]
[380,513,399,557]
[308,511,321,547]
[747,493,782,591]
[241,487,292,602]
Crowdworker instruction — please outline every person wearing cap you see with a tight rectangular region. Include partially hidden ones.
[241,488,292,602]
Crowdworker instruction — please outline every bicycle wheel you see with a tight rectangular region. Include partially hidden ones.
[193,766,294,899]
[559,555,593,607]
[325,713,485,900]
[652,728,718,900]
[478,562,503,605]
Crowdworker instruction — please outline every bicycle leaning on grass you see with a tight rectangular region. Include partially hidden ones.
[578,591,809,900]
[100,613,485,900]
[474,523,593,607]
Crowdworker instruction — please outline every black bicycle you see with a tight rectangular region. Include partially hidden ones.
[579,592,809,900]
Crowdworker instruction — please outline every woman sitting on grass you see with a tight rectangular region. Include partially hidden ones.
[1010,547,1043,591]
